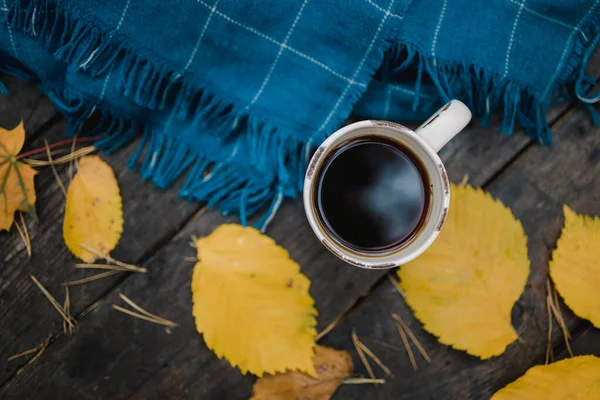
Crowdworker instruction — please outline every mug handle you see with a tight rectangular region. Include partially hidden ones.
[414,100,472,152]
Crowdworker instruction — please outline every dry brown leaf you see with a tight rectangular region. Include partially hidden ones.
[250,346,353,400]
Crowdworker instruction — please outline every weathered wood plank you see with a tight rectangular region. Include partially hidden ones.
[0,119,562,399]
[557,324,600,360]
[0,74,57,135]
[0,120,201,385]
[310,105,600,400]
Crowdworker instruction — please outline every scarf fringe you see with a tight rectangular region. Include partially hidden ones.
[42,87,302,231]
[381,10,600,144]
[8,0,244,136]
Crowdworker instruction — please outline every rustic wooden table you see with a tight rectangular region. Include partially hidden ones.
[1,56,599,399]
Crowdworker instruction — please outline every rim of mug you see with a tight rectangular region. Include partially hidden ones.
[303,120,450,269]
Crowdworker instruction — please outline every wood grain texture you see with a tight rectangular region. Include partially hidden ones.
[316,106,600,400]
[0,121,560,399]
[1,49,599,398]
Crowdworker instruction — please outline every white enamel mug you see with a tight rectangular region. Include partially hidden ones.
[303,100,472,269]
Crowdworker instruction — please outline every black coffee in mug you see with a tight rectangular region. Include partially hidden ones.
[314,137,430,252]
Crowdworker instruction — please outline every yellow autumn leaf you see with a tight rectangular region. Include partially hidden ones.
[398,184,529,359]
[63,155,123,262]
[250,345,353,400]
[191,224,317,376]
[550,206,600,328]
[491,355,600,399]
[0,122,37,231]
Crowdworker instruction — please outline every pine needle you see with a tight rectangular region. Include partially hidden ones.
[75,263,146,273]
[63,270,123,286]
[392,316,417,371]
[351,330,376,383]
[79,243,146,272]
[316,312,344,341]
[69,136,77,182]
[192,207,208,221]
[356,340,393,378]
[44,137,67,197]
[546,281,573,358]
[23,146,96,167]
[114,294,179,328]
[18,136,100,159]
[63,286,72,336]
[14,213,31,257]
[387,275,405,299]
[30,274,77,328]
[392,313,431,363]
[343,378,386,385]
[460,174,469,186]
[545,295,553,365]
[15,337,50,375]
[371,339,403,352]
[113,306,179,328]
[7,342,44,361]
[79,300,102,318]
[26,147,73,159]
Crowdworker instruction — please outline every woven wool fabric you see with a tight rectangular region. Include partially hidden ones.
[0,0,598,226]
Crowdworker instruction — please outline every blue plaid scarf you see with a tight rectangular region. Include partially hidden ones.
[0,0,598,226]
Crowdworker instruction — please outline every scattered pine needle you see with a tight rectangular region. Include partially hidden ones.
[30,274,77,329]
[392,315,417,371]
[387,275,405,299]
[79,300,102,319]
[14,212,32,257]
[113,293,179,328]
[75,263,145,272]
[192,207,208,221]
[18,136,101,158]
[316,312,344,341]
[44,137,67,197]
[69,136,77,182]
[26,147,73,160]
[351,330,376,383]
[63,286,72,336]
[63,270,123,286]
[392,313,431,363]
[183,257,197,263]
[460,174,469,186]
[343,378,386,385]
[545,295,553,365]
[24,146,96,167]
[546,280,573,357]
[79,244,146,272]
[356,340,393,378]
[7,341,45,361]
[371,339,403,352]
[14,337,50,376]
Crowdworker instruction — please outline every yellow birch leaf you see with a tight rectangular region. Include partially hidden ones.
[250,345,353,400]
[491,355,600,399]
[550,206,600,328]
[0,122,37,231]
[63,155,123,262]
[398,184,529,359]
[191,224,317,376]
